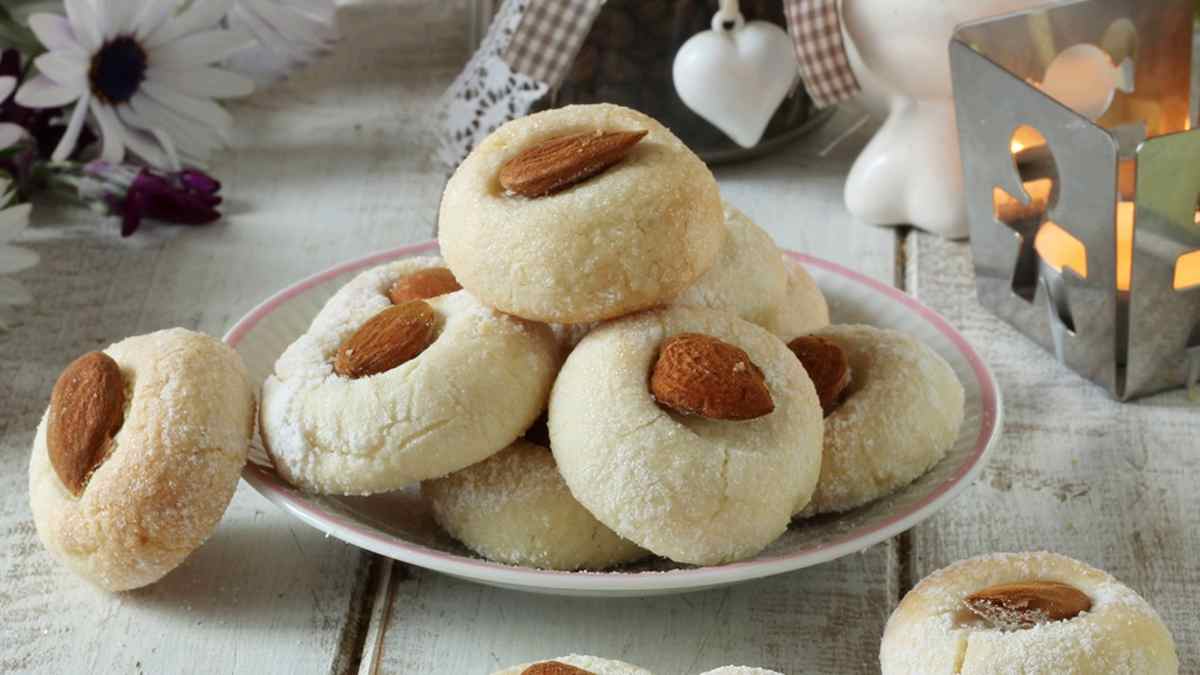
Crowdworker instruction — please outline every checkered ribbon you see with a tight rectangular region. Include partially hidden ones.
[784,0,861,108]
[502,0,605,85]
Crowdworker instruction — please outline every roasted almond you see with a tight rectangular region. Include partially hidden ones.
[334,300,438,378]
[787,335,851,416]
[650,333,774,420]
[521,662,595,675]
[387,267,461,304]
[964,581,1092,629]
[499,129,648,197]
[47,351,126,496]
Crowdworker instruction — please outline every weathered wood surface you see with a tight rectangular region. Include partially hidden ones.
[5,0,1197,673]
[372,554,896,675]
[907,232,1200,666]
[0,1,460,673]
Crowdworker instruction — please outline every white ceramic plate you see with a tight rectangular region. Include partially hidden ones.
[226,242,1002,597]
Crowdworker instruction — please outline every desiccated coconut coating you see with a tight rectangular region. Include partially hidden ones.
[261,259,559,495]
[439,103,724,324]
[673,203,789,327]
[28,328,256,591]
[422,440,646,570]
[549,306,823,566]
[492,654,654,675]
[795,325,964,517]
[881,552,1178,674]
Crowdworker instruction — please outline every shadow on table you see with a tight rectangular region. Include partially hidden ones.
[119,505,368,628]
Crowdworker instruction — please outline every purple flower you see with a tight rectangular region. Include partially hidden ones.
[114,168,223,237]
[66,161,223,237]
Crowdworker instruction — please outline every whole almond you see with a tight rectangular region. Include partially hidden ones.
[499,129,648,197]
[650,333,774,420]
[964,581,1092,629]
[521,662,595,675]
[787,336,851,416]
[387,267,461,304]
[334,300,438,378]
[47,351,126,496]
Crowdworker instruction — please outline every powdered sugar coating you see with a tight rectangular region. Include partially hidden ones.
[881,551,1178,674]
[549,306,823,566]
[439,103,725,324]
[260,259,559,495]
[698,667,783,674]
[549,321,596,357]
[795,324,964,517]
[492,654,653,675]
[673,203,789,327]
[28,328,256,591]
[422,440,646,570]
[765,259,831,341]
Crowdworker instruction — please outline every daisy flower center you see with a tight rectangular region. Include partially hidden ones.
[89,37,148,105]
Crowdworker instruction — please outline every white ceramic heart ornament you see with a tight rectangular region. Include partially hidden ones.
[672,4,799,148]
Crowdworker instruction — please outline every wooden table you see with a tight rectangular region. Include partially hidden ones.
[2,2,1196,673]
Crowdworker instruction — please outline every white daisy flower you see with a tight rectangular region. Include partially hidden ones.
[15,0,255,170]
[0,76,25,150]
[224,0,339,86]
[0,177,35,331]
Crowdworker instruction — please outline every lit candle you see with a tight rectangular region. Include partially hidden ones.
[993,179,1051,224]
[1177,250,1200,290]
[1033,201,1135,290]
[1034,219,1088,280]
[1009,144,1199,295]
[1116,201,1133,292]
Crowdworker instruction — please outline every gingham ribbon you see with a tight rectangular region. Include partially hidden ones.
[784,0,861,108]
[502,0,605,85]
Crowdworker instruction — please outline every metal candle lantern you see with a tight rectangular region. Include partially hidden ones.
[950,0,1200,401]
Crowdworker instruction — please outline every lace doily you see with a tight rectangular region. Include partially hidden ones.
[434,0,549,171]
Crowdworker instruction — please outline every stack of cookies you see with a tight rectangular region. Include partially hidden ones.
[258,103,967,570]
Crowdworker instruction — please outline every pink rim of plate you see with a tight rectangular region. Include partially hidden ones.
[226,242,1002,592]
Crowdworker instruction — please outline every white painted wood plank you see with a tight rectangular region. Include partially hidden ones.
[377,552,896,675]
[359,559,397,675]
[0,1,466,673]
[906,232,1200,661]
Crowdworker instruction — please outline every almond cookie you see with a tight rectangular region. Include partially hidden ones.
[439,103,724,324]
[261,259,559,495]
[493,655,654,675]
[792,325,963,517]
[765,259,831,341]
[550,306,823,566]
[423,439,646,570]
[673,203,789,327]
[28,328,256,591]
[881,552,1178,674]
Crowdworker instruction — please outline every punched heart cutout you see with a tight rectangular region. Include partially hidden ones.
[672,16,798,148]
